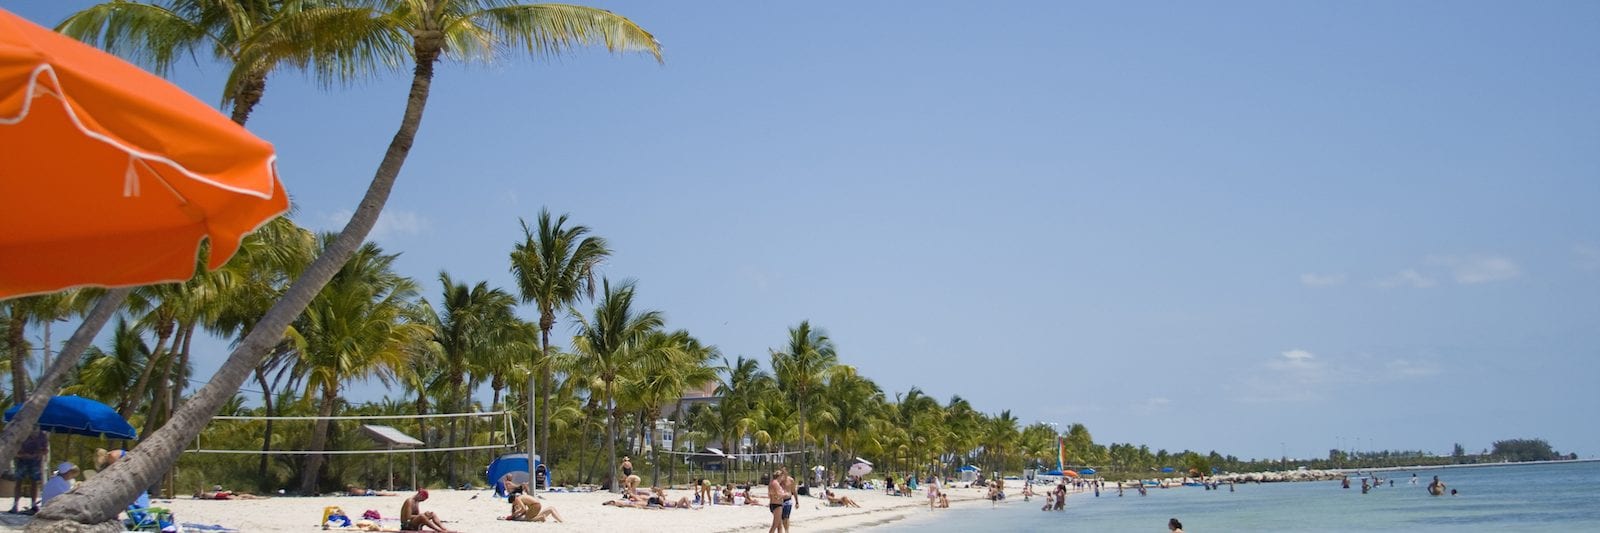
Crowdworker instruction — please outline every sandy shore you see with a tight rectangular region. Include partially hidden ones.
[2,484,993,532]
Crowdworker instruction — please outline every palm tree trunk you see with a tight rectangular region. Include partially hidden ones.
[299,383,339,494]
[253,365,276,491]
[606,379,619,492]
[31,35,445,528]
[8,307,27,406]
[228,71,268,126]
[119,320,173,418]
[0,289,128,477]
[538,323,552,469]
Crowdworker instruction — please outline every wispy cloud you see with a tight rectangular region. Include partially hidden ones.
[1429,255,1519,284]
[321,208,429,240]
[1235,349,1440,403]
[1300,273,1346,287]
[1575,243,1600,271]
[1133,396,1171,415]
[1377,269,1437,289]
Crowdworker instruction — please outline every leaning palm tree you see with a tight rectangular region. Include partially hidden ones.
[33,2,659,527]
[510,208,610,469]
[571,279,661,491]
[770,320,837,473]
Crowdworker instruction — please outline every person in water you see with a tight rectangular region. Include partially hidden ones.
[1428,476,1447,496]
[1168,518,1185,532]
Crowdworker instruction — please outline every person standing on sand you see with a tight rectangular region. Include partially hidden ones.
[10,428,48,514]
[767,469,789,533]
[782,468,797,531]
[929,478,942,509]
[622,456,634,477]
[401,489,449,532]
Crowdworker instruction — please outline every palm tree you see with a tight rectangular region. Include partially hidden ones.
[413,272,518,488]
[63,319,149,405]
[626,330,717,486]
[770,321,837,472]
[571,279,661,491]
[510,208,610,469]
[292,238,424,494]
[813,366,880,482]
[36,1,658,526]
[57,0,406,124]
[712,356,767,483]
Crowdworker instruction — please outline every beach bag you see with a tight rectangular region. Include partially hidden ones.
[361,510,382,520]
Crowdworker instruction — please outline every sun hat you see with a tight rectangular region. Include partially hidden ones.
[57,462,77,474]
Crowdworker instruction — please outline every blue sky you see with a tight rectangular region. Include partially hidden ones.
[10,1,1598,461]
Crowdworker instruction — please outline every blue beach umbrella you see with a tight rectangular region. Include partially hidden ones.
[3,395,135,439]
[1079,468,1097,475]
[1161,467,1176,473]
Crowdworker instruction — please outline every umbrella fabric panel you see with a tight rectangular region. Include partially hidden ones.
[0,8,287,298]
[3,396,136,439]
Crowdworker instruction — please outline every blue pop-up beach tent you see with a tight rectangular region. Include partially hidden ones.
[487,453,545,496]
[3,395,135,439]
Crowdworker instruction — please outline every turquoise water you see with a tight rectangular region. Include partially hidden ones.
[877,461,1600,532]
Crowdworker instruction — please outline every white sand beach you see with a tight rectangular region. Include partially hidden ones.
[3,484,993,532]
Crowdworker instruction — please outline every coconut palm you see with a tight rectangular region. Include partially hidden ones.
[36,1,658,525]
[63,319,149,405]
[571,279,661,491]
[712,356,768,483]
[57,0,407,124]
[413,272,518,488]
[292,238,424,494]
[4,293,79,405]
[624,330,717,486]
[812,366,880,481]
[510,208,610,468]
[769,321,837,472]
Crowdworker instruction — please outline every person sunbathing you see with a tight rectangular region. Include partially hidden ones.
[194,486,265,500]
[507,493,563,522]
[741,486,764,506]
[719,486,735,505]
[648,487,693,509]
[500,474,531,496]
[346,485,396,497]
[823,489,860,508]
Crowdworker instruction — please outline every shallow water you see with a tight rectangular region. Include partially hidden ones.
[877,461,1600,532]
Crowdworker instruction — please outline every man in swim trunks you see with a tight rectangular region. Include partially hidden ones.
[767,469,789,533]
[10,429,48,514]
[400,489,448,531]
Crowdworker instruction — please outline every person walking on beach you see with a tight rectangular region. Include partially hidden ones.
[767,469,790,533]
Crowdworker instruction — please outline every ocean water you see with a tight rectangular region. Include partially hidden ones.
[876,461,1600,532]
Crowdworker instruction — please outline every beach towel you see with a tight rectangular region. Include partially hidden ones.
[179,523,238,532]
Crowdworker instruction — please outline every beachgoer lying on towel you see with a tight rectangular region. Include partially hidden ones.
[400,489,450,532]
[602,498,646,508]
[506,493,563,522]
[194,486,265,500]
[346,485,397,497]
[647,487,693,509]
[719,486,735,505]
[822,489,860,508]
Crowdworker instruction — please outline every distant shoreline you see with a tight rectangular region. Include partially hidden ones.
[1331,457,1600,474]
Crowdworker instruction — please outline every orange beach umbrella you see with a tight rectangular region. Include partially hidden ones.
[0,7,288,299]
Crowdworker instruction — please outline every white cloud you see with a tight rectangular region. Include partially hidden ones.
[322,209,428,240]
[1429,255,1519,284]
[1235,349,1440,403]
[1574,244,1600,271]
[1377,269,1437,289]
[1299,273,1346,287]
